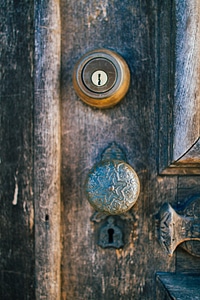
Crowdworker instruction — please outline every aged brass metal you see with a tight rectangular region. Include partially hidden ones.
[85,143,140,215]
[73,49,130,108]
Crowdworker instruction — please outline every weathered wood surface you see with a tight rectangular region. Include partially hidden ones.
[176,247,200,273]
[1,0,200,299]
[159,0,200,174]
[34,0,61,299]
[156,275,172,300]
[61,1,176,299]
[173,1,200,162]
[156,273,200,300]
[0,0,35,299]
[1,0,61,299]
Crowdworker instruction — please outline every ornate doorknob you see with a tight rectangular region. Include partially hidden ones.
[85,143,140,215]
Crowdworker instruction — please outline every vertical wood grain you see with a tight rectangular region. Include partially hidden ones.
[61,1,176,299]
[159,0,200,174]
[0,0,35,298]
[173,0,200,161]
[34,0,61,299]
[1,0,199,298]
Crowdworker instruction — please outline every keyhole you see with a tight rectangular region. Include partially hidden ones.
[98,73,101,85]
[91,70,108,86]
[108,228,114,243]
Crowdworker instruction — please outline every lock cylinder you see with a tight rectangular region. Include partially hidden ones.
[73,49,130,108]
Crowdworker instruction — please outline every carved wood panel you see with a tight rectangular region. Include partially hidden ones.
[158,0,200,175]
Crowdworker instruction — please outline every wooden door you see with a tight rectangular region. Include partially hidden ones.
[0,0,200,299]
[60,0,200,299]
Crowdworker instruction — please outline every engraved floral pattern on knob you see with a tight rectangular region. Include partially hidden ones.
[86,160,140,215]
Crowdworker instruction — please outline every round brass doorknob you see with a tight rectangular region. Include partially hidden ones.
[85,159,140,215]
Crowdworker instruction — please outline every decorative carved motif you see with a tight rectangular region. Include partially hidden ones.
[87,144,139,249]
[156,196,200,256]
[86,155,140,215]
[86,143,140,215]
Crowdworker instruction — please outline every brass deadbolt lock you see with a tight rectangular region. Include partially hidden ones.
[73,49,130,108]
